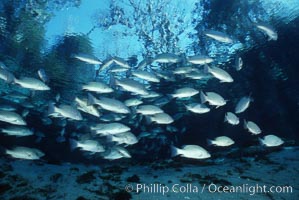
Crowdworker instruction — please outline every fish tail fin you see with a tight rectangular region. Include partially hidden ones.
[55,93,60,102]
[145,116,153,125]
[5,149,11,156]
[106,135,114,143]
[243,119,247,129]
[21,109,29,118]
[6,73,15,83]
[207,139,214,146]
[170,145,179,157]
[12,77,18,84]
[47,101,56,116]
[95,68,100,76]
[184,103,189,110]
[109,74,116,87]
[258,138,264,146]
[224,114,227,122]
[69,139,78,151]
[87,93,96,106]
[126,69,132,77]
[131,106,137,116]
[106,135,119,145]
[204,64,210,74]
[167,94,174,99]
[200,91,207,104]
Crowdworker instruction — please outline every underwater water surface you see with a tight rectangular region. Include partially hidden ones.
[0,0,298,199]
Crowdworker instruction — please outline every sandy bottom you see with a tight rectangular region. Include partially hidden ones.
[0,147,298,200]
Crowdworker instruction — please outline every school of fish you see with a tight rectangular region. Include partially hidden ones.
[0,22,284,161]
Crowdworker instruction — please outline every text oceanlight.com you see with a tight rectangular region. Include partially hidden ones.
[125,183,293,196]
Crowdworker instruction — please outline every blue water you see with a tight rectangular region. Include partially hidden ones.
[0,0,298,199]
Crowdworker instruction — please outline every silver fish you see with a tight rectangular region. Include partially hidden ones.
[204,30,233,43]
[115,78,149,95]
[6,146,44,160]
[72,53,102,65]
[235,96,253,114]
[173,67,196,75]
[148,113,174,124]
[205,65,233,83]
[1,125,33,137]
[244,120,261,135]
[125,98,143,107]
[137,58,152,69]
[235,56,243,71]
[87,94,130,114]
[48,103,83,120]
[171,87,199,98]
[37,68,49,83]
[141,91,161,99]
[0,105,17,111]
[184,72,207,80]
[255,23,278,41]
[259,135,283,147]
[112,57,131,68]
[185,103,210,114]
[136,105,164,115]
[99,58,114,71]
[82,82,113,93]
[103,146,131,160]
[153,53,181,63]
[100,113,126,122]
[14,77,50,90]
[200,91,226,108]
[91,122,131,135]
[132,70,160,83]
[107,132,138,146]
[0,110,26,125]
[187,55,213,65]
[70,139,105,153]
[75,97,100,117]
[224,112,239,125]
[110,65,129,73]
[208,136,234,147]
[171,145,211,159]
